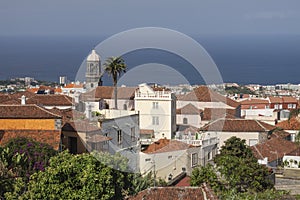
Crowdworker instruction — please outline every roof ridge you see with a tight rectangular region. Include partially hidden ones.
[253,144,264,160]
[255,120,268,131]
[35,105,62,118]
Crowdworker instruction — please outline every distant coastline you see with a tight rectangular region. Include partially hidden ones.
[0,34,299,85]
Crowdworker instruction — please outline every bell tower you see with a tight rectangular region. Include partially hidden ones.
[86,49,102,91]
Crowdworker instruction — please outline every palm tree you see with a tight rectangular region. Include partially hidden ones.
[104,56,127,109]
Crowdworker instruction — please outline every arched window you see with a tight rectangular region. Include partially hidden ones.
[183,117,188,124]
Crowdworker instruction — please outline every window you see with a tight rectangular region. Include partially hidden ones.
[168,155,172,159]
[117,130,122,145]
[191,153,198,167]
[131,127,135,142]
[265,105,270,109]
[249,139,258,146]
[183,117,188,124]
[152,116,159,125]
[152,102,158,109]
[123,104,127,110]
[208,152,212,160]
[145,158,151,162]
[293,104,297,109]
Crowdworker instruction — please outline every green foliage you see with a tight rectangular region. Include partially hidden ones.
[190,164,223,192]
[225,86,255,95]
[0,146,26,197]
[7,151,139,200]
[4,137,57,177]
[214,137,273,193]
[220,189,290,200]
[191,136,276,198]
[104,56,126,109]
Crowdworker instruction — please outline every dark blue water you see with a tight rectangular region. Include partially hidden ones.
[0,34,299,85]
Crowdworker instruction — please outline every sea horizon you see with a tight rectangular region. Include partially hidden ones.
[0,34,299,86]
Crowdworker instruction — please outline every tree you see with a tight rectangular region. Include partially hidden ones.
[0,147,25,198]
[4,137,57,177]
[214,137,273,192]
[190,164,222,192]
[104,56,126,109]
[13,151,136,200]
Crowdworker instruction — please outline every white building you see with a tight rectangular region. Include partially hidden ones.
[135,83,176,139]
[139,139,202,182]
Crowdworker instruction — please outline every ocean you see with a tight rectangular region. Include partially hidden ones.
[0,34,299,86]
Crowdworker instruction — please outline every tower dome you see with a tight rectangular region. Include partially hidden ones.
[87,49,100,62]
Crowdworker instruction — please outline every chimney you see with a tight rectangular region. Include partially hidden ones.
[21,95,26,105]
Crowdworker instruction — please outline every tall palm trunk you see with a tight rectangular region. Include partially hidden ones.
[113,74,118,109]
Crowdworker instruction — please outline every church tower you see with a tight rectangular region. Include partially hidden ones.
[86,49,103,91]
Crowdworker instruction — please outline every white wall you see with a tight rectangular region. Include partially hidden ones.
[140,147,201,181]
[176,114,201,128]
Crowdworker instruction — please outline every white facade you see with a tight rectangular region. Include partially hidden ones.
[177,114,201,128]
[139,146,201,182]
[134,83,176,139]
[203,131,265,148]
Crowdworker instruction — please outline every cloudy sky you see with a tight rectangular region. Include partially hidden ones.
[1,0,300,36]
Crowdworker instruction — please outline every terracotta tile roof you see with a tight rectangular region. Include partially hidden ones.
[47,108,85,124]
[64,83,84,88]
[62,120,101,133]
[128,187,205,200]
[0,105,62,119]
[270,129,291,139]
[202,108,237,121]
[143,139,191,154]
[86,134,112,143]
[26,95,73,106]
[269,96,298,104]
[176,125,199,134]
[176,103,203,115]
[276,117,300,130]
[81,86,136,101]
[54,88,62,93]
[250,137,298,162]
[200,118,276,132]
[177,86,240,108]
[0,91,36,104]
[140,129,154,135]
[175,176,191,187]
[26,88,39,93]
[240,98,269,105]
[0,130,61,150]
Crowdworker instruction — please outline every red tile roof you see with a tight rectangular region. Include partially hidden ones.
[81,86,136,101]
[175,176,191,187]
[200,119,276,132]
[240,98,269,105]
[0,105,62,119]
[62,120,101,133]
[143,139,192,154]
[276,117,300,130]
[26,95,73,106]
[202,108,237,121]
[250,137,298,162]
[177,86,240,108]
[86,134,111,143]
[176,103,203,115]
[128,187,205,200]
[0,130,61,150]
[176,125,199,134]
[140,129,154,135]
[64,83,84,88]
[269,96,298,104]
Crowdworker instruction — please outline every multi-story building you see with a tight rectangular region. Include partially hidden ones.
[135,83,177,139]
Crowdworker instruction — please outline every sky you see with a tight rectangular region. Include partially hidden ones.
[1,0,300,37]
